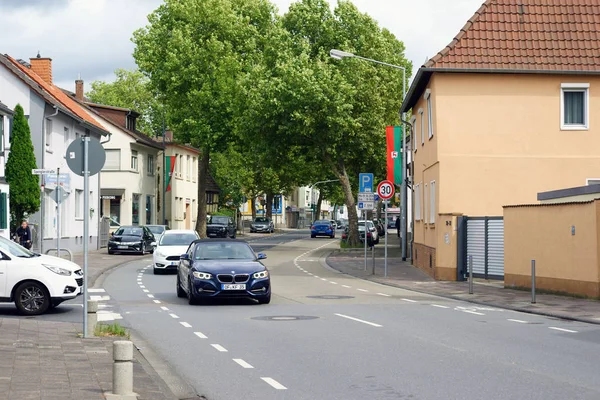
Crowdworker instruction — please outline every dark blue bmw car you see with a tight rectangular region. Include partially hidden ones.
[311,220,336,239]
[176,239,271,305]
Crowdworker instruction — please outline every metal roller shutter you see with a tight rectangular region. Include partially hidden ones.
[466,219,486,276]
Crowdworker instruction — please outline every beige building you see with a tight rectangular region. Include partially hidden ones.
[400,1,600,281]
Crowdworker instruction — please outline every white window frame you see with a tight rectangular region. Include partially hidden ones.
[410,116,417,153]
[147,154,154,176]
[560,83,589,130]
[429,180,436,224]
[45,119,52,150]
[104,149,121,170]
[75,189,83,219]
[131,150,138,171]
[186,155,191,181]
[424,89,433,139]
[192,157,197,182]
[64,127,69,146]
[423,183,428,224]
[418,108,424,146]
[415,183,421,220]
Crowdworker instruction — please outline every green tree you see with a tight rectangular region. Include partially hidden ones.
[6,104,40,230]
[87,68,163,137]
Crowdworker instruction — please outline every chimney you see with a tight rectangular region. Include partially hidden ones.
[75,78,84,101]
[29,52,52,84]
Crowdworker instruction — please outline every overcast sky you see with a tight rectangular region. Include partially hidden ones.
[0,0,485,91]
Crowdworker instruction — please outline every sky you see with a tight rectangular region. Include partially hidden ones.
[0,0,485,92]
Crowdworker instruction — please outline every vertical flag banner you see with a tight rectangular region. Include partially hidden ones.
[165,156,176,191]
[386,126,402,185]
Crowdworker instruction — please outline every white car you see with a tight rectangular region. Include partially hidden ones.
[0,236,83,315]
[152,229,200,274]
[358,220,379,245]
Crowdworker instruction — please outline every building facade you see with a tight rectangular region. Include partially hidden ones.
[0,102,12,239]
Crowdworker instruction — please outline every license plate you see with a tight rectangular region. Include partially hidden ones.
[118,245,128,249]
[171,262,178,266]
[222,284,246,290]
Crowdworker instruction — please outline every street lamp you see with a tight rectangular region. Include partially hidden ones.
[330,49,409,261]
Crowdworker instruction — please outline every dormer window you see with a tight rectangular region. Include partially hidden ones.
[126,115,136,131]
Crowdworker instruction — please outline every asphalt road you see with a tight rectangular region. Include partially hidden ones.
[102,231,600,400]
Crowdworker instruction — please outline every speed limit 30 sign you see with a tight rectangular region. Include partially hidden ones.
[377,180,395,200]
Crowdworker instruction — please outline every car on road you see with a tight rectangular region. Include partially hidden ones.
[359,220,379,245]
[108,225,156,255]
[335,219,347,230]
[311,220,336,238]
[152,229,200,274]
[147,225,170,237]
[176,239,270,304]
[249,217,274,233]
[206,216,237,238]
[0,236,83,315]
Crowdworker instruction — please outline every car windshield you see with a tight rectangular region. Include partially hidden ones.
[194,242,256,260]
[148,226,165,234]
[115,227,143,237]
[209,216,229,225]
[0,236,37,258]
[159,233,198,246]
[254,217,269,223]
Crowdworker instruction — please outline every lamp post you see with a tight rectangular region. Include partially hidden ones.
[330,49,408,261]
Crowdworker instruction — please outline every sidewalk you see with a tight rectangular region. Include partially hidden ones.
[326,243,600,325]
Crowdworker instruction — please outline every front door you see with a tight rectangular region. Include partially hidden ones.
[185,203,191,229]
[0,260,6,298]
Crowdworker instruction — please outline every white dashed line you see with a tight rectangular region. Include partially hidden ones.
[342,285,351,288]
[357,289,368,292]
[147,294,155,298]
[330,281,338,285]
[88,288,105,293]
[549,327,578,333]
[90,295,110,301]
[160,306,169,311]
[233,359,254,369]
[376,293,391,297]
[314,275,320,278]
[334,313,382,327]
[401,298,417,303]
[320,278,327,281]
[180,322,192,328]
[261,377,287,390]
[153,300,161,304]
[460,310,485,316]
[194,332,207,339]
[143,289,149,293]
[169,313,179,319]
[139,285,145,288]
[431,304,449,309]
[308,273,314,276]
[211,344,228,352]
[508,319,528,324]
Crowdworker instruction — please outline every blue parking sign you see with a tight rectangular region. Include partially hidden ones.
[359,173,373,193]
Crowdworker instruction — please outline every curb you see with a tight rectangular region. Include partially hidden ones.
[324,254,600,326]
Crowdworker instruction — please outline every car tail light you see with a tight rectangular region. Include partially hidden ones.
[342,233,347,239]
[311,225,316,230]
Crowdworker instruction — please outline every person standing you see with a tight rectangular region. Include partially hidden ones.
[16,220,32,249]
[395,216,401,238]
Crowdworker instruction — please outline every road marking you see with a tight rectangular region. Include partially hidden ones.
[431,304,449,309]
[549,327,578,333]
[377,293,391,297]
[401,298,417,303]
[139,285,145,288]
[508,319,528,324]
[334,313,382,327]
[211,344,228,352]
[261,377,287,390]
[169,313,179,319]
[357,288,368,292]
[147,294,155,298]
[180,322,192,328]
[233,359,254,369]
[88,288,105,293]
[153,300,161,304]
[342,285,352,288]
[314,275,320,278]
[307,273,314,276]
[90,295,110,301]
[194,332,207,339]
[460,310,485,316]
[320,278,327,281]
[143,289,149,293]
[160,306,169,311]
[330,281,338,285]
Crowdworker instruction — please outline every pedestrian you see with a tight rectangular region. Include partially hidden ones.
[395,216,400,238]
[16,220,32,249]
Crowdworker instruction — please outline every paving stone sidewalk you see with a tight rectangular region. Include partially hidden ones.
[326,244,600,325]
[0,318,178,400]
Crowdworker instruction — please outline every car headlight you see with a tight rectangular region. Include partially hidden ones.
[193,271,212,280]
[155,250,166,257]
[253,270,269,279]
[43,265,72,276]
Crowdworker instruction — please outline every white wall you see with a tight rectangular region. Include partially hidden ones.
[0,66,31,115]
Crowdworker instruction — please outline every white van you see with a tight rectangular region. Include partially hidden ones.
[0,236,83,315]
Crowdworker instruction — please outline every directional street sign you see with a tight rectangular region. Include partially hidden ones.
[32,168,56,175]
[377,180,395,200]
[359,173,374,193]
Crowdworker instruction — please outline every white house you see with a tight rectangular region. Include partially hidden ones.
[0,101,12,238]
[0,54,109,252]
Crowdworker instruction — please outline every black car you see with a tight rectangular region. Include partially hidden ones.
[147,225,170,237]
[206,216,236,238]
[249,217,274,233]
[108,225,155,255]
[176,239,270,304]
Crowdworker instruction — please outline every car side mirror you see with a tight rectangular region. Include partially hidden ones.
[257,253,267,260]
[180,253,190,261]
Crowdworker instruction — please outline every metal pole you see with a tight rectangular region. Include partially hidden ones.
[531,259,536,304]
[384,199,388,277]
[401,67,407,261]
[162,118,166,226]
[56,168,60,259]
[83,137,89,338]
[363,210,367,271]
[468,255,473,294]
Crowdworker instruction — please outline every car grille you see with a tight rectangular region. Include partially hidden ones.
[166,255,180,261]
[74,269,83,276]
[76,278,83,287]
[234,274,249,283]
[217,274,249,283]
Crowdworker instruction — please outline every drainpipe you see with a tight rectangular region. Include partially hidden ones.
[98,132,112,249]
[40,105,59,254]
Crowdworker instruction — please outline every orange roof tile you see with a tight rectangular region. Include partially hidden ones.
[6,56,107,132]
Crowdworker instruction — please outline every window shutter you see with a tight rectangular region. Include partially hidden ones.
[0,192,7,229]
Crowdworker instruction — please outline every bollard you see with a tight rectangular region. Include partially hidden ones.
[531,260,536,304]
[105,341,138,400]
[87,300,98,338]
[468,255,473,294]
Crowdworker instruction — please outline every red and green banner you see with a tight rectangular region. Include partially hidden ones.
[386,126,402,185]
[165,156,176,192]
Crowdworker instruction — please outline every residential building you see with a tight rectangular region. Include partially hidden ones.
[0,54,109,252]
[240,194,287,227]
[400,0,600,281]
[0,101,12,238]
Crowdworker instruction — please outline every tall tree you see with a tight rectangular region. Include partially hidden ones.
[133,0,278,238]
[6,104,40,230]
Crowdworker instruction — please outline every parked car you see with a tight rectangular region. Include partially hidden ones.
[249,217,274,233]
[206,216,237,238]
[372,218,386,237]
[176,239,270,304]
[335,219,346,230]
[152,229,200,274]
[341,224,375,246]
[359,220,379,245]
[147,225,170,237]
[311,220,336,238]
[0,236,83,315]
[108,225,156,255]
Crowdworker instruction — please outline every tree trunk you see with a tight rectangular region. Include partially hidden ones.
[194,148,210,239]
[315,190,323,220]
[250,197,257,219]
[265,193,274,219]
[335,163,360,246]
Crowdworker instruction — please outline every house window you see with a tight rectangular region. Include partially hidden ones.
[423,183,428,224]
[410,116,417,153]
[147,155,154,176]
[75,189,83,219]
[132,194,140,225]
[424,89,433,139]
[45,119,52,148]
[192,157,197,182]
[586,179,600,186]
[192,199,197,220]
[415,183,421,220]
[64,127,69,146]
[186,155,191,180]
[104,149,121,170]
[0,191,7,229]
[178,154,183,177]
[131,150,138,171]
[0,116,4,152]
[146,195,152,224]
[418,109,424,146]
[561,83,589,130]
[429,180,436,224]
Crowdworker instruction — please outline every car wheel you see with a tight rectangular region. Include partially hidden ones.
[258,293,271,304]
[176,275,186,298]
[14,281,50,316]
[108,250,114,255]
[187,279,196,305]
[311,234,316,238]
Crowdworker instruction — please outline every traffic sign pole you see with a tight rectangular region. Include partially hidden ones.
[377,180,395,278]
[384,199,388,277]
[56,168,60,261]
[83,137,90,338]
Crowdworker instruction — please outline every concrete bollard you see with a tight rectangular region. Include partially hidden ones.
[87,300,98,337]
[105,341,138,400]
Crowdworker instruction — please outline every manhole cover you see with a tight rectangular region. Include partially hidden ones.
[251,316,319,321]
[306,295,355,300]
